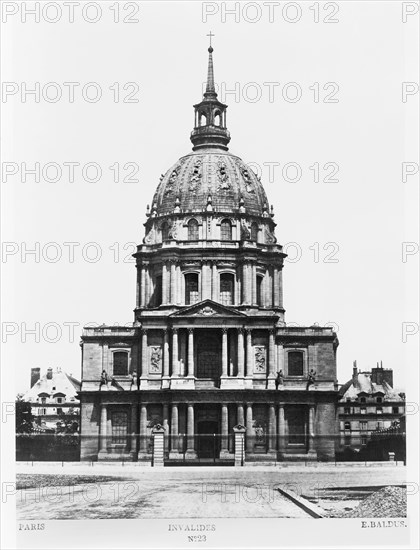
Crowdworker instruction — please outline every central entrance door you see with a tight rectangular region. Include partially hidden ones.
[197,420,219,459]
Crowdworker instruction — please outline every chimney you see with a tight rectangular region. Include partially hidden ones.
[352,360,358,386]
[382,368,393,388]
[31,367,41,388]
[46,367,53,380]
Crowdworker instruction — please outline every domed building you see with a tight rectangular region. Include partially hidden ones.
[79,43,339,463]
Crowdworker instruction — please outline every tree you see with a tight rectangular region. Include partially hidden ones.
[15,395,34,433]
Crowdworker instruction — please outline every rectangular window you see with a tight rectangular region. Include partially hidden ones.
[57,408,63,414]
[360,408,366,415]
[113,352,128,376]
[392,407,399,414]
[360,421,367,431]
[377,408,383,415]
[344,434,351,446]
[344,407,351,414]
[288,351,304,376]
[111,411,128,445]
[361,435,367,445]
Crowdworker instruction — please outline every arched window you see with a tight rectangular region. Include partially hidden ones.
[188,219,199,241]
[220,273,234,305]
[251,222,259,242]
[214,111,222,126]
[256,275,263,306]
[185,273,199,305]
[359,396,366,403]
[199,113,207,126]
[220,219,232,241]
[113,352,128,376]
[161,222,169,241]
[288,351,304,376]
[376,396,383,403]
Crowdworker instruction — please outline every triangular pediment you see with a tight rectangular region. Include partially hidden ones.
[169,299,247,318]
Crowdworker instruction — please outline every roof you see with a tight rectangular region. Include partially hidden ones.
[23,369,81,403]
[339,372,404,401]
[151,150,270,218]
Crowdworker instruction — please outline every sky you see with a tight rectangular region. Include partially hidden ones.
[1,1,419,395]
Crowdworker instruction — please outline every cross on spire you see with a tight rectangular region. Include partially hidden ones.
[207,31,215,49]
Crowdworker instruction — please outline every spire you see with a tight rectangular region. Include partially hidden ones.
[190,35,231,151]
[204,32,216,98]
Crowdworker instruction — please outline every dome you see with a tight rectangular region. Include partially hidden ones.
[152,149,269,218]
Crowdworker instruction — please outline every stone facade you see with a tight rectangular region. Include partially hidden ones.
[79,44,339,463]
[338,363,405,452]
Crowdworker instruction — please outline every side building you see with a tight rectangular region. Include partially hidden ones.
[338,363,405,452]
[22,367,81,431]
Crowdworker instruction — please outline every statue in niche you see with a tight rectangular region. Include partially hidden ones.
[241,166,255,193]
[254,346,266,373]
[168,221,177,239]
[189,160,202,193]
[217,159,230,190]
[150,346,162,373]
[241,220,251,240]
[165,165,180,195]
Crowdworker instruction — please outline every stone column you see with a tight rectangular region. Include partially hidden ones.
[278,404,285,452]
[187,328,194,377]
[141,330,148,378]
[140,267,146,307]
[172,329,179,377]
[99,404,107,453]
[170,404,179,455]
[176,263,182,304]
[237,404,245,426]
[251,263,257,305]
[136,268,140,308]
[246,403,253,453]
[220,404,229,455]
[163,403,169,454]
[246,329,253,377]
[268,329,276,388]
[211,262,218,301]
[222,328,228,377]
[130,403,137,456]
[279,268,283,308]
[277,344,284,376]
[237,329,245,378]
[139,404,148,453]
[273,267,280,307]
[145,266,151,306]
[186,404,196,458]
[229,331,235,376]
[170,261,176,304]
[242,263,248,304]
[163,330,170,377]
[268,405,276,452]
[162,262,169,305]
[309,405,316,452]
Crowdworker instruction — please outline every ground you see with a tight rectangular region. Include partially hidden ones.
[15,462,406,520]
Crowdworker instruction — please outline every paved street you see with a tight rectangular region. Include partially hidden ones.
[15,463,406,520]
